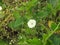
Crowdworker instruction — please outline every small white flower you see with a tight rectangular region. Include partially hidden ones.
[27,19,36,28]
[0,6,2,11]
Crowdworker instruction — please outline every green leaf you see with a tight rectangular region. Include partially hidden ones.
[51,35,60,45]
[16,6,25,11]
[43,3,53,14]
[47,0,58,7]
[38,10,48,18]
[27,38,42,45]
[0,39,8,45]
[16,0,37,11]
[46,39,54,45]
[8,18,24,29]
[51,23,57,30]
[54,37,60,45]
[42,33,48,42]
[13,11,20,19]
[0,0,2,5]
[25,0,37,10]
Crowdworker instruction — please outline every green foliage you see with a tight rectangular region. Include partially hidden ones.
[0,0,60,45]
[52,35,60,45]
[0,39,8,45]
[27,38,42,45]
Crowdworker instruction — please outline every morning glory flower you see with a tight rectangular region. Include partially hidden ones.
[27,19,36,28]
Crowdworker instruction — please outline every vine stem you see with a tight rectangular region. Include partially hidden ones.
[43,22,60,45]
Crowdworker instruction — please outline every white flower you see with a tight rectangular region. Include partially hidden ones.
[0,6,2,11]
[27,19,36,28]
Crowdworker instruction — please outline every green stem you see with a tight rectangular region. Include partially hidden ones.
[43,23,60,45]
